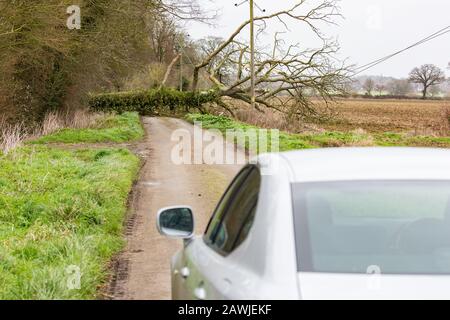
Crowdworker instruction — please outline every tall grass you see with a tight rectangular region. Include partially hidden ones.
[41,109,101,136]
[0,120,26,154]
[0,110,104,154]
[32,112,144,144]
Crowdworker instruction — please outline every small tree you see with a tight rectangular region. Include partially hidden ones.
[362,78,375,96]
[375,83,386,96]
[387,79,411,96]
[408,64,445,99]
[429,84,442,98]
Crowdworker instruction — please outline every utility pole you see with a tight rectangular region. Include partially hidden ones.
[235,1,264,108]
[179,52,183,92]
[249,0,256,109]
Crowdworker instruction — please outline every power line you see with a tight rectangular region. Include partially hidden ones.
[235,0,266,13]
[354,26,450,71]
[352,25,450,76]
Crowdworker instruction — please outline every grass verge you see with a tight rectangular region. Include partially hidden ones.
[186,113,450,151]
[31,112,144,144]
[0,146,140,299]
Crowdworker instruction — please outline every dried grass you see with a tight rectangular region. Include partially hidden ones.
[0,118,26,154]
[0,109,104,154]
[41,109,100,136]
[233,107,322,134]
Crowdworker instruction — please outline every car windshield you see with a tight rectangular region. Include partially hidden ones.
[292,181,450,275]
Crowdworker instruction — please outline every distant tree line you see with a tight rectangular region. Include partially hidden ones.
[358,64,449,99]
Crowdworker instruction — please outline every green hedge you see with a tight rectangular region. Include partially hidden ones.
[89,88,219,115]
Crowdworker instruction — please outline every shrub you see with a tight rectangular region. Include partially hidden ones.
[88,88,219,115]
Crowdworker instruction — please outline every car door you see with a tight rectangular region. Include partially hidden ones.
[174,165,261,299]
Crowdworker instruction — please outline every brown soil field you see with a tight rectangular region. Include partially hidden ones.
[322,98,450,134]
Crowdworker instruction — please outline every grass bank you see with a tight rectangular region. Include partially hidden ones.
[31,112,144,144]
[0,112,143,299]
[186,113,450,151]
[0,147,140,299]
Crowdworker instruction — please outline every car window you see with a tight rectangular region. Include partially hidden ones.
[292,180,450,275]
[209,167,261,255]
[204,166,253,244]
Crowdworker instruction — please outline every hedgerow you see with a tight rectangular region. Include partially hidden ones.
[89,88,219,114]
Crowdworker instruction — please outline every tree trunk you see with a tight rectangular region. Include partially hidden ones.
[160,54,181,89]
[422,86,428,100]
[192,67,200,91]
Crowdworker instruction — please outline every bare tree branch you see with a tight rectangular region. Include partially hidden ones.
[191,0,343,92]
[155,0,218,23]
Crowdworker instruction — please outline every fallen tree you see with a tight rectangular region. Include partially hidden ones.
[91,0,349,119]
[190,0,350,119]
[89,88,218,114]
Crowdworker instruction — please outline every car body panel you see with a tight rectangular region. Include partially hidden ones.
[171,155,300,299]
[298,273,450,300]
[166,148,450,300]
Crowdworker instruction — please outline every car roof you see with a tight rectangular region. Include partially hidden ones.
[274,147,450,182]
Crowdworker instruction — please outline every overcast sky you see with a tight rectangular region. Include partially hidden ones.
[186,0,450,78]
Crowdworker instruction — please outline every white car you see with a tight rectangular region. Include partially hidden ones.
[157,148,450,300]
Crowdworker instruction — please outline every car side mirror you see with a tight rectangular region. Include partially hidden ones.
[156,206,194,239]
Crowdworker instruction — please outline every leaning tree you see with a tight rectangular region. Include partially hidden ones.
[188,0,349,119]
[408,64,446,99]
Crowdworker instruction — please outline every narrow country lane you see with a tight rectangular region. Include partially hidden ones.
[109,117,245,300]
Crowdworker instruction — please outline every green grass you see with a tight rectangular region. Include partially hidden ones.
[374,132,450,148]
[186,113,450,151]
[186,113,314,152]
[0,146,140,299]
[31,112,144,144]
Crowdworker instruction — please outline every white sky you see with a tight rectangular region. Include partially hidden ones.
[185,0,450,78]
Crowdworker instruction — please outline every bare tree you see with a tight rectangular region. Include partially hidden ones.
[362,78,375,96]
[149,18,179,64]
[189,0,349,119]
[375,83,386,96]
[196,37,239,86]
[408,64,446,99]
[387,79,411,96]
